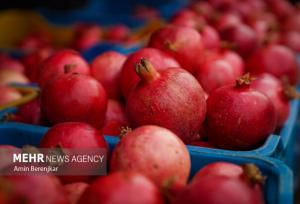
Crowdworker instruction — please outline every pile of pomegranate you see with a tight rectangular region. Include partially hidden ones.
[0,0,299,203]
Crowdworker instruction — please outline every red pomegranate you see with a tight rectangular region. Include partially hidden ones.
[174,164,265,204]
[120,48,180,99]
[0,54,25,73]
[101,99,129,136]
[246,45,298,84]
[13,98,42,125]
[71,24,102,51]
[148,25,204,74]
[22,48,53,82]
[126,59,206,143]
[196,58,237,93]
[78,171,164,204]
[106,24,130,42]
[64,182,88,204]
[90,51,126,100]
[205,74,276,150]
[110,125,191,190]
[38,49,90,88]
[41,71,107,128]
[250,73,292,128]
[0,175,68,204]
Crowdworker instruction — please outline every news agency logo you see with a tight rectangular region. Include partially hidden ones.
[0,147,107,176]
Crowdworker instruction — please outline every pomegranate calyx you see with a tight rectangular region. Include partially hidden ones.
[165,41,178,52]
[119,126,132,138]
[242,163,266,186]
[135,58,160,83]
[282,77,300,100]
[64,64,77,74]
[236,73,255,87]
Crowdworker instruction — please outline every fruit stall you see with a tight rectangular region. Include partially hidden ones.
[0,0,299,203]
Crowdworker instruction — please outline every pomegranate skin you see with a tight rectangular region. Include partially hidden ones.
[14,98,42,125]
[0,86,22,106]
[91,51,126,100]
[201,25,221,51]
[120,48,180,99]
[0,175,69,204]
[22,48,53,82]
[220,24,258,58]
[246,45,298,84]
[220,50,245,76]
[78,172,164,204]
[0,54,25,73]
[110,125,191,189]
[205,84,276,150]
[196,59,236,93]
[250,73,290,128]
[126,63,206,143]
[148,25,204,74]
[192,162,243,182]
[101,99,128,136]
[71,24,102,51]
[281,31,300,52]
[41,73,107,128]
[64,182,88,204]
[106,24,130,42]
[0,145,21,170]
[40,122,108,184]
[38,49,90,88]
[170,9,206,28]
[173,176,264,204]
[40,122,108,149]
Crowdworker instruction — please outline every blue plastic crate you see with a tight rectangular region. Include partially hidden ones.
[37,0,188,28]
[0,123,293,204]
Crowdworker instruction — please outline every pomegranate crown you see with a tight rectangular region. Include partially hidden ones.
[242,163,266,186]
[236,73,255,87]
[135,58,160,83]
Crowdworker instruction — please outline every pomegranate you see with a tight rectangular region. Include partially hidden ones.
[38,49,90,88]
[0,69,29,85]
[189,1,214,20]
[90,51,126,99]
[174,164,265,204]
[205,74,276,150]
[0,175,68,204]
[208,0,237,11]
[0,86,22,106]
[214,12,242,31]
[126,59,206,143]
[266,0,295,19]
[40,122,108,149]
[101,99,129,136]
[170,9,206,29]
[220,24,258,58]
[16,32,51,52]
[78,171,164,204]
[106,24,130,42]
[40,122,108,183]
[246,45,298,84]
[64,182,88,204]
[220,50,245,76]
[196,58,237,93]
[281,31,300,52]
[22,48,53,82]
[13,98,42,125]
[192,162,243,182]
[41,71,107,128]
[0,145,21,170]
[200,25,220,51]
[110,125,191,189]
[120,48,179,98]
[250,73,292,128]
[148,25,204,74]
[71,24,102,51]
[0,54,25,73]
